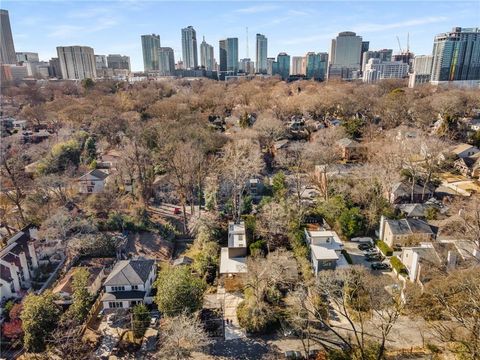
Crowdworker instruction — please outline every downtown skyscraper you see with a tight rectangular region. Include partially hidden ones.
[0,9,16,64]
[200,37,215,71]
[181,26,198,69]
[328,31,363,79]
[226,38,238,73]
[141,34,161,71]
[431,27,480,84]
[256,34,268,74]
[57,46,96,80]
[159,47,175,75]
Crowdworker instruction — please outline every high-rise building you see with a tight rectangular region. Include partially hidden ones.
[408,55,433,88]
[159,47,175,75]
[200,37,215,71]
[16,52,39,63]
[363,59,408,83]
[95,55,107,70]
[431,27,480,84]
[267,57,275,76]
[291,56,305,75]
[57,46,96,80]
[181,26,198,69]
[305,52,328,80]
[141,34,161,72]
[328,31,363,80]
[49,57,62,78]
[273,52,290,80]
[0,9,16,64]
[362,49,393,72]
[219,40,227,73]
[239,58,254,74]
[256,34,268,74]
[107,54,130,71]
[360,41,370,70]
[226,38,239,73]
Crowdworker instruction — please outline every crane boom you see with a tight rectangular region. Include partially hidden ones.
[396,36,403,53]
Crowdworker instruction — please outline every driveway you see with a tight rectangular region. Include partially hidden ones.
[218,286,246,340]
[342,241,371,267]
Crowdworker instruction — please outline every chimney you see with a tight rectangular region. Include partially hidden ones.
[447,251,457,271]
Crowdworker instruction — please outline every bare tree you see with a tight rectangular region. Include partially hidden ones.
[157,312,211,360]
[219,139,262,223]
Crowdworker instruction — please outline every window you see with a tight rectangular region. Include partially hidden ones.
[131,285,139,290]
[108,301,123,308]
[111,286,125,292]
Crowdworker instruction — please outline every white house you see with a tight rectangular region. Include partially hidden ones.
[219,222,247,275]
[400,243,441,283]
[77,169,109,194]
[0,226,39,301]
[101,259,156,310]
[304,229,345,275]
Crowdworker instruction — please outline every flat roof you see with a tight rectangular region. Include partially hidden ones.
[311,245,339,261]
[219,248,247,274]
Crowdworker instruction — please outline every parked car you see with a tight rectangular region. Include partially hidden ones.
[366,254,385,262]
[358,243,373,251]
[363,248,379,255]
[173,207,181,215]
[393,244,402,251]
[284,350,303,359]
[371,262,392,271]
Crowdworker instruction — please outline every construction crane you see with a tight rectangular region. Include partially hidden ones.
[396,36,403,53]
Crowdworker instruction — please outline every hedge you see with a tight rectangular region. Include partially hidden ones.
[376,240,393,256]
[341,250,353,264]
[390,256,408,275]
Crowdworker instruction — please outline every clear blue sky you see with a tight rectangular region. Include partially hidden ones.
[3,0,479,71]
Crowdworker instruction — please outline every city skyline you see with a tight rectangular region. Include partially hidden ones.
[3,1,479,71]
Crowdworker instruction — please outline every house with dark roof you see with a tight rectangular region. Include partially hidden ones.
[77,169,110,194]
[101,259,156,311]
[379,216,435,247]
[388,181,434,204]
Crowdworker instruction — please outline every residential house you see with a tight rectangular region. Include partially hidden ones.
[379,216,435,247]
[172,256,193,267]
[219,222,247,275]
[336,138,366,161]
[101,259,156,310]
[388,181,434,204]
[97,149,123,170]
[450,143,480,159]
[53,258,114,305]
[400,243,441,282]
[453,153,480,178]
[0,226,39,301]
[304,229,346,275]
[77,169,109,194]
[247,178,264,200]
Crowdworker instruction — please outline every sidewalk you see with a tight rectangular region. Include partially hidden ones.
[217,286,246,340]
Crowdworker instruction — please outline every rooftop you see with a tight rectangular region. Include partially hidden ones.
[311,245,339,261]
[219,248,247,274]
[104,259,155,286]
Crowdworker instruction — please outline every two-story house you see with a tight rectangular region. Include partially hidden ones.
[304,229,344,275]
[0,226,39,301]
[77,169,109,194]
[101,259,156,310]
[219,222,247,275]
[379,216,435,247]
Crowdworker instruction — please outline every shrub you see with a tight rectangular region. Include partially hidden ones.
[376,240,393,256]
[236,300,276,334]
[341,250,353,264]
[390,256,408,275]
[338,207,365,238]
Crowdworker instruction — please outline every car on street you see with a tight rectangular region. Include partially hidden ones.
[358,243,373,251]
[363,248,379,255]
[371,262,392,271]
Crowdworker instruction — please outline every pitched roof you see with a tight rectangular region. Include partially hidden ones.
[451,143,478,155]
[392,182,429,196]
[78,169,109,181]
[386,219,434,236]
[336,138,359,147]
[396,203,428,218]
[104,259,155,286]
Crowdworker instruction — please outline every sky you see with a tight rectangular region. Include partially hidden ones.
[3,0,480,71]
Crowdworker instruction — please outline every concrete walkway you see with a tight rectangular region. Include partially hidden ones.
[217,286,246,340]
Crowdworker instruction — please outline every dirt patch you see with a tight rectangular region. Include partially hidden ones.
[125,231,173,260]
